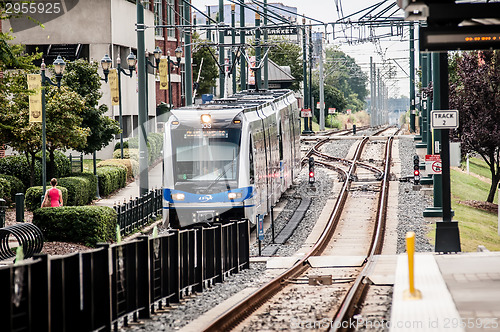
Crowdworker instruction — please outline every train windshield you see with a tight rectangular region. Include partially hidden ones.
[171,128,241,186]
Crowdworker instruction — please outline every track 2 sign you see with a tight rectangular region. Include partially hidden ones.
[431,110,459,129]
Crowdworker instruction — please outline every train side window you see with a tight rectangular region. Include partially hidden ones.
[249,136,255,184]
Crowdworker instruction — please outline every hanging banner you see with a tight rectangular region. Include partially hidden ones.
[28,74,42,123]
[108,69,119,106]
[159,58,169,90]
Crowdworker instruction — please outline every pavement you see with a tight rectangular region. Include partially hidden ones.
[94,161,163,208]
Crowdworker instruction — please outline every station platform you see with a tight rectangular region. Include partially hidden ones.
[370,252,500,332]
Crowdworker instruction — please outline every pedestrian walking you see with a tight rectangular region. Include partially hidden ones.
[41,178,63,207]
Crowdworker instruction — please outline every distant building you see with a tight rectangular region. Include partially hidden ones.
[2,0,190,158]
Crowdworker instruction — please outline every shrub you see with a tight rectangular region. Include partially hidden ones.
[148,132,164,161]
[97,166,127,196]
[114,140,129,151]
[32,206,117,247]
[57,177,93,206]
[112,148,139,162]
[0,174,25,203]
[25,186,69,211]
[97,159,138,179]
[71,172,98,202]
[0,178,10,202]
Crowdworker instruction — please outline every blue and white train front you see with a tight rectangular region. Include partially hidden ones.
[163,110,254,228]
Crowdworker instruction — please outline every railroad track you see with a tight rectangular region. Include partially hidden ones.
[203,127,400,331]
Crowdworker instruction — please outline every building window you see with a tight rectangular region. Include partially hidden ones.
[154,0,163,37]
[167,0,175,38]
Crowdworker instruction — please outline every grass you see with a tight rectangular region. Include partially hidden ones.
[81,159,101,173]
[464,156,493,180]
[432,162,499,252]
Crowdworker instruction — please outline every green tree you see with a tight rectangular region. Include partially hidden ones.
[62,59,120,155]
[311,82,346,122]
[192,33,219,96]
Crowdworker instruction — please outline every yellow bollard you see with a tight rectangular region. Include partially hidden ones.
[403,231,422,300]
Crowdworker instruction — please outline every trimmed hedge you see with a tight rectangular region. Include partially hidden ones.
[71,172,98,203]
[112,148,139,162]
[32,206,117,247]
[0,178,10,203]
[0,174,25,203]
[0,151,71,188]
[57,176,93,206]
[114,133,163,164]
[25,186,69,211]
[97,166,127,196]
[97,159,138,179]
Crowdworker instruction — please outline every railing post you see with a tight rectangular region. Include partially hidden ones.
[137,236,151,319]
[215,223,224,283]
[95,243,113,331]
[31,254,51,332]
[195,226,204,292]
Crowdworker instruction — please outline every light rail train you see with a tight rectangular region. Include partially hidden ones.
[163,89,301,228]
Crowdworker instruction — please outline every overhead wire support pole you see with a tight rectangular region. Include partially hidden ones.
[410,22,416,133]
[263,0,268,90]
[219,0,225,98]
[185,0,193,105]
[231,4,237,94]
[302,17,311,134]
[240,0,246,91]
[255,12,261,91]
[308,23,313,133]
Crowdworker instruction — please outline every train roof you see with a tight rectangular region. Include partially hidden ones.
[172,89,294,113]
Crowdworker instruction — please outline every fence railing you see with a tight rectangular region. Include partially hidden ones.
[114,189,163,236]
[69,153,83,174]
[0,220,250,332]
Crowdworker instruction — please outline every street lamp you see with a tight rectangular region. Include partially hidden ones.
[41,55,66,199]
[166,47,183,108]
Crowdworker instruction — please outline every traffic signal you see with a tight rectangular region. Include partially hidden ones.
[413,155,420,185]
[308,157,315,184]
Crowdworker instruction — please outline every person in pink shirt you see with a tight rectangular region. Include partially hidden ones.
[41,178,63,208]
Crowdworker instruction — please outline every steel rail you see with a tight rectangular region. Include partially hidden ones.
[203,137,369,332]
[329,133,395,332]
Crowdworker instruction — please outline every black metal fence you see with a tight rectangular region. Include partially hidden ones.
[0,220,250,332]
[114,189,163,236]
[69,153,83,174]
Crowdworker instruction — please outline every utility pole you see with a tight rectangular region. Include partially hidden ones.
[136,0,148,197]
[240,0,246,91]
[185,0,192,105]
[231,4,237,94]
[370,57,375,127]
[410,23,416,133]
[302,18,310,134]
[219,0,224,97]
[308,23,313,132]
[319,33,325,131]
[263,0,269,89]
[417,51,428,148]
[255,13,261,90]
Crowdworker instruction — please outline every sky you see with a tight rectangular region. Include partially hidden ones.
[191,1,413,98]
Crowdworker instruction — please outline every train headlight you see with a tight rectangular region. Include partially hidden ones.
[228,192,242,200]
[201,114,211,124]
[171,193,185,201]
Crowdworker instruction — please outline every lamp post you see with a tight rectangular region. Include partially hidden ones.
[167,47,183,108]
[100,52,137,159]
[145,46,162,125]
[41,55,66,199]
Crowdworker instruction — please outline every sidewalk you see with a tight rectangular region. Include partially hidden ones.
[94,162,163,208]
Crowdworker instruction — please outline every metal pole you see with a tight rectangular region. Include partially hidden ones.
[41,64,47,196]
[410,23,416,133]
[308,24,313,132]
[231,4,237,94]
[185,0,193,105]
[426,53,433,155]
[421,52,428,144]
[319,33,325,131]
[239,0,246,91]
[137,0,149,196]
[370,57,375,127]
[255,13,261,91]
[302,18,309,134]
[263,0,269,89]
[168,54,173,108]
[117,61,124,159]
[435,52,461,252]
[219,0,225,98]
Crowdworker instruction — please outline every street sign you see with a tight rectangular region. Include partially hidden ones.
[257,214,264,241]
[425,154,442,175]
[431,110,459,129]
[301,109,312,118]
[328,108,336,114]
